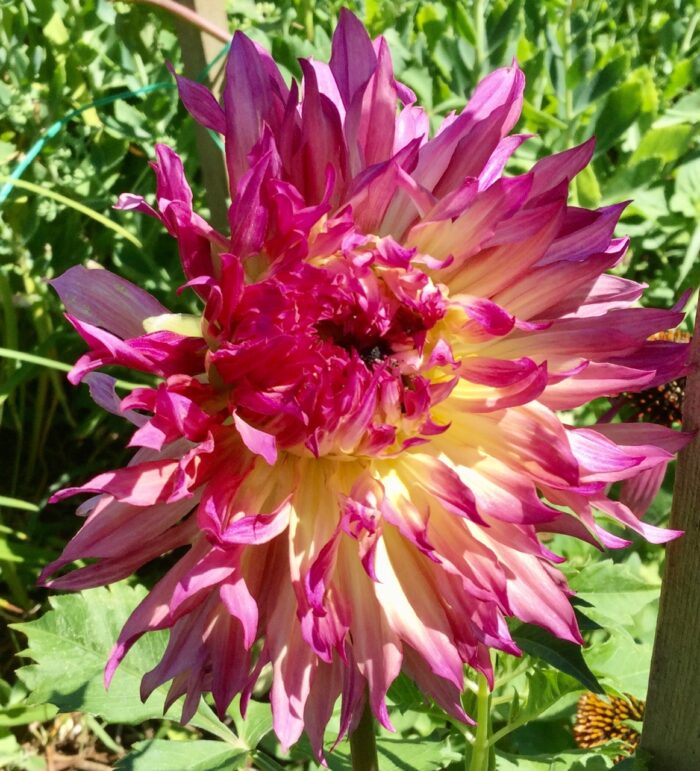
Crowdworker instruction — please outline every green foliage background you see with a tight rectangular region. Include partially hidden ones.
[1,0,699,768]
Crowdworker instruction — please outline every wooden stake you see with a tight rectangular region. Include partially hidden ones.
[641,305,700,768]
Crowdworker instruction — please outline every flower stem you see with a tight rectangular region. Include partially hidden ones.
[467,672,491,771]
[300,0,315,43]
[350,697,378,771]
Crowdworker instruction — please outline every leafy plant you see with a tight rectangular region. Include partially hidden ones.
[2,1,698,767]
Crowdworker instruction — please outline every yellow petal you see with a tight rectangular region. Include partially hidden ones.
[142,313,203,337]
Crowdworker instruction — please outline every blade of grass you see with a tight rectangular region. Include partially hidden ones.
[0,348,145,391]
[0,497,40,513]
[0,176,142,248]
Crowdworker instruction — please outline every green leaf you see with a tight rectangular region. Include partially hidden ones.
[670,157,700,218]
[0,176,143,248]
[496,749,614,769]
[676,222,700,290]
[327,735,459,771]
[0,728,44,771]
[584,628,652,698]
[568,559,660,628]
[588,54,629,103]
[487,0,523,56]
[0,495,40,513]
[512,624,603,693]
[664,59,694,100]
[490,668,581,748]
[0,701,57,728]
[575,164,601,208]
[11,584,238,744]
[251,751,287,771]
[387,672,428,713]
[117,740,248,771]
[656,90,700,127]
[231,698,273,750]
[521,100,568,130]
[631,124,693,165]
[0,140,15,164]
[602,158,663,203]
[44,13,69,47]
[634,66,659,115]
[594,81,643,154]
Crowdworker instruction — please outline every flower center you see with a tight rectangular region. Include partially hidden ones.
[206,248,452,458]
[315,320,393,364]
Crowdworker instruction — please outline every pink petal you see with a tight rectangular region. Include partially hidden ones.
[49,458,184,507]
[233,412,278,464]
[619,463,669,518]
[329,8,376,109]
[168,63,226,133]
[220,575,259,649]
[51,266,168,339]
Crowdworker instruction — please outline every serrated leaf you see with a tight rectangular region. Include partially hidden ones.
[11,584,238,743]
[512,624,603,693]
[571,599,603,632]
[387,672,427,713]
[521,668,581,721]
[584,628,652,698]
[568,559,659,628]
[116,739,248,771]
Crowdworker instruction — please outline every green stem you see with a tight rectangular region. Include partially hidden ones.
[350,697,379,771]
[681,11,700,54]
[300,0,314,43]
[494,659,530,689]
[0,347,143,391]
[474,0,486,79]
[468,673,491,771]
[560,2,576,146]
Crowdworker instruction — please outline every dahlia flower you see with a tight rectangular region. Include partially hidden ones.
[43,9,690,758]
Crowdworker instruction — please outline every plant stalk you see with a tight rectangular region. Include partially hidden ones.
[467,672,491,771]
[300,0,314,42]
[350,697,378,771]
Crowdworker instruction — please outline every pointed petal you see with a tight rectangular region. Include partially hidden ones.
[51,266,168,339]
